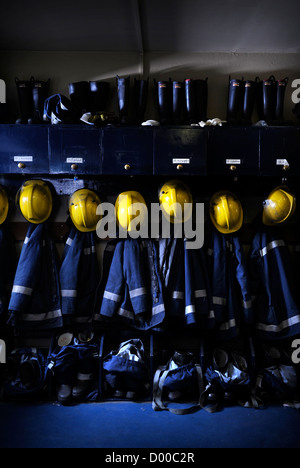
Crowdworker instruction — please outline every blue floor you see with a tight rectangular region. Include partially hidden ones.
[0,401,300,448]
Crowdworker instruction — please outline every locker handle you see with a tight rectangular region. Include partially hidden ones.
[229,165,237,172]
[71,164,78,171]
[177,164,183,171]
[18,162,26,169]
[283,165,290,171]
[124,164,131,171]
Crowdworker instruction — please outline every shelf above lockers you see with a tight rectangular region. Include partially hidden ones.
[0,124,300,177]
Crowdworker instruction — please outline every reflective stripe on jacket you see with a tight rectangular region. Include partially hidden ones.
[249,226,300,339]
[8,224,63,331]
[207,228,253,339]
[59,227,100,327]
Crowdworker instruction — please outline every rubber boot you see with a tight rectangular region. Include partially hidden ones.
[262,75,276,123]
[227,77,243,124]
[172,80,184,125]
[275,77,289,124]
[15,77,34,124]
[195,78,208,122]
[184,79,198,124]
[134,77,148,124]
[89,81,110,114]
[69,81,90,114]
[116,75,131,124]
[29,76,50,124]
[154,78,172,125]
[241,79,257,125]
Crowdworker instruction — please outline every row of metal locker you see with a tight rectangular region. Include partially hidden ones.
[1,124,300,177]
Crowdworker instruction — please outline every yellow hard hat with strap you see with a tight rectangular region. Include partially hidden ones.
[18,179,53,224]
[69,189,102,232]
[115,191,147,232]
[0,185,9,225]
[159,180,193,224]
[263,186,296,225]
[210,190,243,234]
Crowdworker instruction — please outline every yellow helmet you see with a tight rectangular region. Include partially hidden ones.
[18,180,53,224]
[69,189,102,232]
[115,191,147,232]
[210,190,243,234]
[159,180,193,224]
[0,186,9,225]
[263,186,296,226]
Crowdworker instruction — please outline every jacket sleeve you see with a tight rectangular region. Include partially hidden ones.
[123,239,149,315]
[59,227,83,319]
[100,240,125,318]
[8,224,44,315]
[233,235,253,325]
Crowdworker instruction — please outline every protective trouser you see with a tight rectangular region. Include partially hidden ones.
[59,227,100,327]
[8,224,63,331]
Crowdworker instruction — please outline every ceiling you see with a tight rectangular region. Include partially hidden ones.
[1,0,300,53]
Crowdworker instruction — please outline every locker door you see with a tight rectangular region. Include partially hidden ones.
[0,124,49,174]
[207,126,260,176]
[49,125,101,175]
[259,127,300,176]
[153,127,207,175]
[101,126,153,175]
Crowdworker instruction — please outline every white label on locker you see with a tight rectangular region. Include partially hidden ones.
[172,158,190,164]
[276,159,289,166]
[66,158,83,164]
[226,159,241,165]
[14,156,33,162]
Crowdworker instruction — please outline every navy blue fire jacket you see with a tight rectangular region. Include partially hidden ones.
[248,226,300,339]
[96,238,165,330]
[207,228,253,339]
[7,223,63,331]
[59,227,100,328]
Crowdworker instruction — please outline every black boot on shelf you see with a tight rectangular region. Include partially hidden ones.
[194,78,208,122]
[89,80,110,115]
[134,77,149,124]
[69,81,90,115]
[275,77,289,125]
[226,77,244,125]
[15,77,34,124]
[29,76,50,124]
[241,79,257,125]
[184,78,198,124]
[261,75,276,124]
[154,78,172,125]
[172,80,184,125]
[116,75,131,125]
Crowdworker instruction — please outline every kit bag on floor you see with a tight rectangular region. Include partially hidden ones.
[103,339,149,398]
[253,345,300,409]
[2,347,47,398]
[202,348,254,408]
[152,351,204,414]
